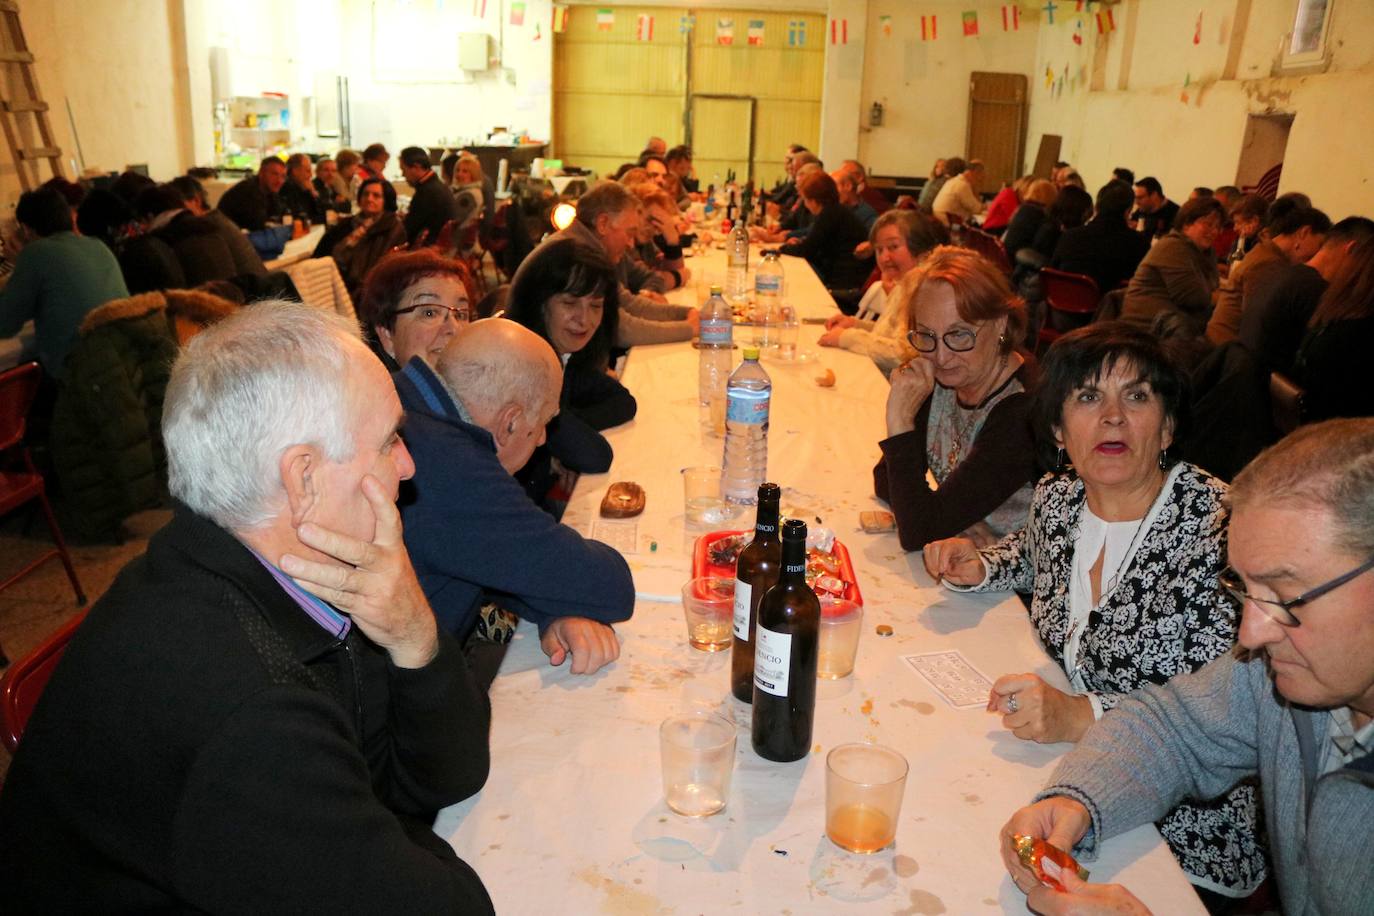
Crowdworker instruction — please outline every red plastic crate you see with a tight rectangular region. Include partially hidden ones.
[691,530,864,607]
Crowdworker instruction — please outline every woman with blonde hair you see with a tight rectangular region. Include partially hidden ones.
[873,245,1041,550]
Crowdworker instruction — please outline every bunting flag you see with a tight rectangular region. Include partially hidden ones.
[716,17,734,45]
[880,15,892,37]
[636,14,654,41]
[596,8,613,32]
[747,19,765,45]
[1096,9,1115,34]
[1045,64,1055,89]
[509,1,525,27]
[1042,1,1057,26]
[679,13,695,34]
[921,15,937,41]
[1072,18,1083,44]
[533,22,542,41]
[1002,5,1020,31]
[962,10,979,37]
[1193,11,1203,44]
[787,19,807,47]
[471,0,486,17]
[831,18,848,45]
[551,4,568,33]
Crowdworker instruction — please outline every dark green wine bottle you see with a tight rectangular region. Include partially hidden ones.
[751,518,820,762]
[730,483,781,702]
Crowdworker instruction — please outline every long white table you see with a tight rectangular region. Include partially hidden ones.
[435,248,1204,914]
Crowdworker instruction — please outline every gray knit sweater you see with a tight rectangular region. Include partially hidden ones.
[1039,651,1374,915]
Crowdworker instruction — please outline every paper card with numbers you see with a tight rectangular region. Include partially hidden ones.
[902,651,993,709]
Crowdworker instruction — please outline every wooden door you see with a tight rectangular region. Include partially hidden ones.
[965,72,1028,189]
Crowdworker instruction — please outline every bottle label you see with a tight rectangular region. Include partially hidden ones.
[756,523,776,534]
[732,578,753,640]
[727,387,770,425]
[784,563,805,574]
[754,626,792,697]
[755,274,782,295]
[700,317,732,346]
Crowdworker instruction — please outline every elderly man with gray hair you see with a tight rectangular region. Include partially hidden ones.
[395,318,634,677]
[998,418,1374,916]
[514,180,698,346]
[0,302,494,912]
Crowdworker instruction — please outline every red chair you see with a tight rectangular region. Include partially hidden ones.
[1037,268,1102,351]
[962,227,1012,276]
[0,610,85,751]
[431,219,458,256]
[0,362,86,609]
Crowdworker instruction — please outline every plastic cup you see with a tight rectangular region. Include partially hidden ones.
[682,466,727,525]
[825,743,909,853]
[680,577,735,651]
[660,711,736,816]
[817,599,863,679]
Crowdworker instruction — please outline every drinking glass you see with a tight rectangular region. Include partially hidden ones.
[825,743,909,853]
[682,466,728,525]
[680,577,735,651]
[817,599,863,679]
[660,711,736,816]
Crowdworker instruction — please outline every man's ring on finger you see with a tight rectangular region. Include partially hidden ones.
[1006,693,1019,714]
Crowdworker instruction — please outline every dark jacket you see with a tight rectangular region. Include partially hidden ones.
[1050,216,1151,295]
[1121,230,1219,337]
[1001,202,1049,264]
[152,211,239,287]
[215,176,286,231]
[314,211,408,295]
[395,358,636,640]
[789,201,869,289]
[50,290,238,539]
[404,172,458,244]
[118,232,186,294]
[1237,263,1325,373]
[205,210,268,276]
[1295,315,1374,421]
[279,179,326,224]
[1132,199,1180,240]
[0,504,494,913]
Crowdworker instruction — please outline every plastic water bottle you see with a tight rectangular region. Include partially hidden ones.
[753,250,784,348]
[698,286,734,435]
[723,348,771,505]
[726,219,751,305]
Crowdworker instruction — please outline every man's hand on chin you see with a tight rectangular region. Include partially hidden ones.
[540,618,621,675]
[281,475,439,669]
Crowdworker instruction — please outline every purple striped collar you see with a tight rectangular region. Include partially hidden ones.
[250,549,352,640]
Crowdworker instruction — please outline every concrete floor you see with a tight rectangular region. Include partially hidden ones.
[0,504,170,779]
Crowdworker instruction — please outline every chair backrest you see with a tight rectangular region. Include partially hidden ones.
[1041,268,1102,316]
[1270,371,1306,435]
[0,361,41,454]
[963,228,1012,275]
[0,612,86,752]
[434,219,457,253]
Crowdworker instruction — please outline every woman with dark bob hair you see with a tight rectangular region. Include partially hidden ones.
[872,245,1040,551]
[314,177,408,298]
[357,248,474,371]
[504,237,636,513]
[925,321,1266,904]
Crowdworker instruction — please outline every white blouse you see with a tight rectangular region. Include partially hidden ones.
[1065,463,1183,718]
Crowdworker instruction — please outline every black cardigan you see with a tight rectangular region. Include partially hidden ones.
[0,505,494,912]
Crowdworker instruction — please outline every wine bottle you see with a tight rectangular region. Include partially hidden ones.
[751,518,820,762]
[730,483,781,702]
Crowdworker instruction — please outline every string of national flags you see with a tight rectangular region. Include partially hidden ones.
[523,3,1122,47]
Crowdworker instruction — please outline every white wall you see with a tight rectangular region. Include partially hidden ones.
[858,0,1040,177]
[1026,0,1374,220]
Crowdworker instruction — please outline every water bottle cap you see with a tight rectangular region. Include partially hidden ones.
[742,347,760,360]
[709,285,723,295]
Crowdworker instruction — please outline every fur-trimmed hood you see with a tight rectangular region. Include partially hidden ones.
[78,288,239,335]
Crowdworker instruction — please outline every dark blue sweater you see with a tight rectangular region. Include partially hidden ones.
[394,357,636,639]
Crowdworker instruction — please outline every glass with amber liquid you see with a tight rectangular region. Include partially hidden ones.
[730,483,781,702]
[825,743,909,853]
[750,518,820,762]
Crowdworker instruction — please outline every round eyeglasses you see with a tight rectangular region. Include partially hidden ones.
[393,303,471,325]
[907,327,978,353]
[1219,554,1374,627]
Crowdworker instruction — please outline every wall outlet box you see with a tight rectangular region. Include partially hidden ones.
[459,33,490,71]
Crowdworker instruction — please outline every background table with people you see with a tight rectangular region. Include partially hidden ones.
[433,245,1206,914]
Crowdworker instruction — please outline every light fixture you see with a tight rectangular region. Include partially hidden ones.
[551,201,577,231]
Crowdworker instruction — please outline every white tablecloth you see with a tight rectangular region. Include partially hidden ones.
[435,248,1204,915]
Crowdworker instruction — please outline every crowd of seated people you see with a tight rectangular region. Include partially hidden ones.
[4,134,1374,916]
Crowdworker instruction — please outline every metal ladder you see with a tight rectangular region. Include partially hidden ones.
[0,0,63,190]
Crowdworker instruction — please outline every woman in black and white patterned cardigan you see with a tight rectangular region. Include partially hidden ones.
[925,322,1267,906]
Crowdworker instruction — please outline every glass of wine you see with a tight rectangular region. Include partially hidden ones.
[825,743,909,854]
[680,577,735,651]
